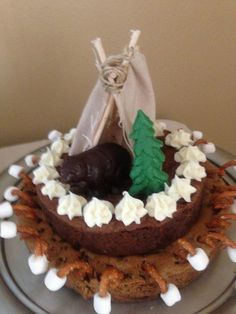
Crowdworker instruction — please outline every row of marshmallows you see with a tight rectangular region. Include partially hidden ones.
[1,218,236,314]
[0,218,181,313]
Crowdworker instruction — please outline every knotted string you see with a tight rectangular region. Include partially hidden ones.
[99,47,135,93]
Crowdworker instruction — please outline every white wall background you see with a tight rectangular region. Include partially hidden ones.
[0,0,236,154]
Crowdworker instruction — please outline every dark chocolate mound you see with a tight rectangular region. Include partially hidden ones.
[58,143,132,198]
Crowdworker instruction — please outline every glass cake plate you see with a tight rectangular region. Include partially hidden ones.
[0,146,236,314]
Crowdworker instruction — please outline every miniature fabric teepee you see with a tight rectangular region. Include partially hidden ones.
[70,30,156,155]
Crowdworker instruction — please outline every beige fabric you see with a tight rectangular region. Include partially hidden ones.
[70,51,156,155]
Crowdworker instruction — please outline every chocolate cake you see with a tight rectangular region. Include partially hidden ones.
[36,141,204,256]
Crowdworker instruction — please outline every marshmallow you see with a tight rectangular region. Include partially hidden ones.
[160,283,181,307]
[3,186,19,202]
[93,292,111,314]
[187,248,209,271]
[8,165,24,179]
[231,200,236,214]
[28,254,49,275]
[227,247,236,263]
[201,143,216,154]
[0,202,13,219]
[64,128,76,143]
[48,130,62,142]
[0,221,17,238]
[44,268,67,291]
[24,154,38,167]
[192,130,203,141]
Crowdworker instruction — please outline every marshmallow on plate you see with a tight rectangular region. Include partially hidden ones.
[186,248,209,271]
[8,165,24,179]
[0,221,17,238]
[0,202,13,219]
[28,254,49,275]
[160,283,181,307]
[93,292,111,314]
[44,268,67,291]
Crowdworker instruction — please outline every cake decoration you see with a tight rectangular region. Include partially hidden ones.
[186,248,209,271]
[129,110,168,196]
[50,138,70,155]
[165,175,197,202]
[28,253,49,275]
[114,191,147,225]
[0,201,13,219]
[0,221,17,238]
[59,143,131,197]
[48,129,62,142]
[24,154,39,167]
[70,30,155,155]
[1,30,236,314]
[33,165,59,184]
[4,186,20,202]
[44,268,67,291]
[227,246,236,262]
[165,129,193,149]
[41,180,67,200]
[83,197,113,227]
[201,142,216,154]
[146,192,177,221]
[174,145,206,163]
[160,283,182,307]
[192,130,203,141]
[8,164,24,179]
[153,120,167,137]
[39,147,62,167]
[57,192,87,220]
[176,160,206,181]
[63,128,76,144]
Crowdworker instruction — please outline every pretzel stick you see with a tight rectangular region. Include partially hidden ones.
[217,160,236,176]
[13,204,36,219]
[144,263,168,294]
[215,191,236,202]
[177,238,196,256]
[34,238,48,256]
[98,267,124,297]
[194,139,208,146]
[57,261,92,278]
[12,189,36,207]
[206,232,236,249]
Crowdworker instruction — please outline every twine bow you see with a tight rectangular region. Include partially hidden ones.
[99,48,134,93]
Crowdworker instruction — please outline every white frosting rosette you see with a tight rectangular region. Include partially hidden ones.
[165,129,193,149]
[33,165,59,184]
[174,146,206,163]
[83,198,114,227]
[57,192,87,220]
[176,161,206,181]
[115,192,147,226]
[165,176,197,202]
[146,192,177,221]
[41,180,67,200]
[39,148,62,167]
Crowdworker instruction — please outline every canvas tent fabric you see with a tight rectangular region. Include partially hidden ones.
[70,50,156,156]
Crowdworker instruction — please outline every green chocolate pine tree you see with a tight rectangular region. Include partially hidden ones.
[129,110,168,196]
